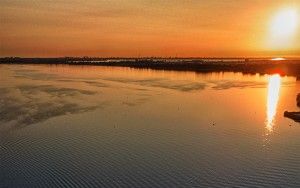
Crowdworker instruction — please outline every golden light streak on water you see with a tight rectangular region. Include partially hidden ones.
[266,74,281,132]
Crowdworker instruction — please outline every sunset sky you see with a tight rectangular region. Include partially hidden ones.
[1,0,300,57]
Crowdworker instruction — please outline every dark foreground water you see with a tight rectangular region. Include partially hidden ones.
[1,64,300,188]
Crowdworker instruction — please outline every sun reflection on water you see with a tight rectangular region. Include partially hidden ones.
[266,74,281,132]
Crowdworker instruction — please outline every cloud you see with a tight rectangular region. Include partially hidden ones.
[0,85,101,130]
[13,69,59,80]
[18,85,97,96]
[82,81,110,88]
[210,81,267,90]
[210,79,295,90]
[103,77,207,92]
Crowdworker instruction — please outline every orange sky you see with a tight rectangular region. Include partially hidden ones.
[0,0,300,57]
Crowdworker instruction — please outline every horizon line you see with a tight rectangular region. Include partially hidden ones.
[1,56,300,59]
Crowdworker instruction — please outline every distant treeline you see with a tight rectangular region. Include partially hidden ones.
[1,57,300,77]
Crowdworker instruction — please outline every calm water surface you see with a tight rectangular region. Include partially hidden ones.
[1,64,300,187]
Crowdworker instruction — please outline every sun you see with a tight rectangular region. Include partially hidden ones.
[271,9,298,38]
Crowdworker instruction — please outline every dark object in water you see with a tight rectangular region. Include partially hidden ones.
[284,111,300,122]
[284,93,300,122]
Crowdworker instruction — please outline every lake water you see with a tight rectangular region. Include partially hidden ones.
[1,64,300,188]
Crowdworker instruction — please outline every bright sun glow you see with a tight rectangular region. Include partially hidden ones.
[271,57,285,61]
[271,9,298,38]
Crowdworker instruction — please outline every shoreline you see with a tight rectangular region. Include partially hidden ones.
[1,57,300,77]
